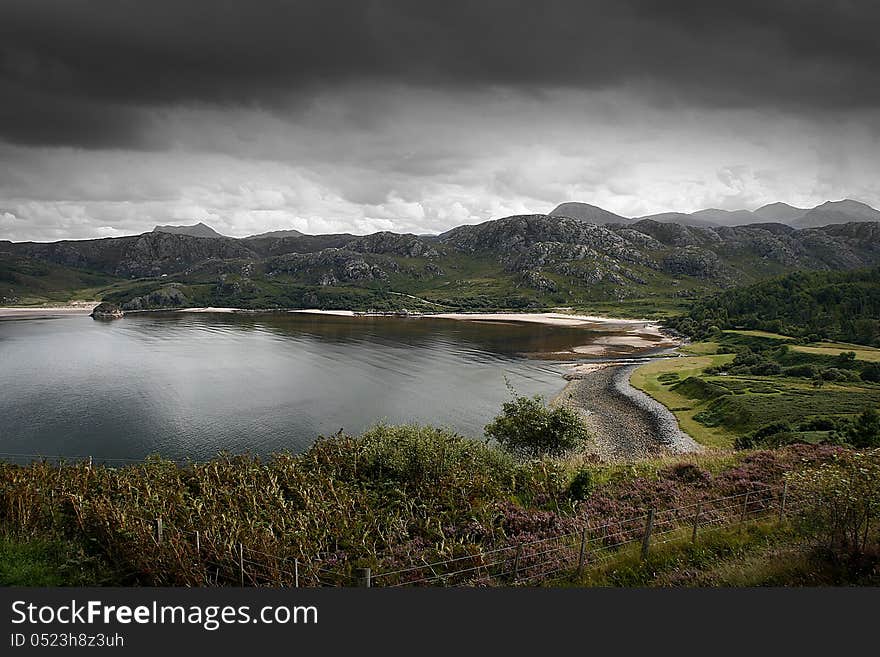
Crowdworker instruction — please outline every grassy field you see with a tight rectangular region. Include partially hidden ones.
[698,376,880,432]
[570,519,880,587]
[791,342,880,363]
[679,341,721,355]
[722,329,795,341]
[0,533,115,586]
[629,352,738,448]
[632,330,880,447]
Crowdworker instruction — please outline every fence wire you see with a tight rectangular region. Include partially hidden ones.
[1,452,807,587]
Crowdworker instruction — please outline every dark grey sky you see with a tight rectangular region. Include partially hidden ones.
[1,0,879,240]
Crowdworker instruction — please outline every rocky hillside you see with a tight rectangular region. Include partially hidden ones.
[439,214,880,283]
[3,214,880,311]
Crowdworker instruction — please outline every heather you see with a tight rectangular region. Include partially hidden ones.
[0,425,848,586]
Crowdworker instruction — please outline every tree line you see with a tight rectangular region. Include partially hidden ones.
[668,267,880,346]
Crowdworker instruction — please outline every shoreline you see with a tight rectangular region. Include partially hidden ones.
[2,301,692,462]
[554,358,700,462]
[0,302,99,318]
[289,308,653,325]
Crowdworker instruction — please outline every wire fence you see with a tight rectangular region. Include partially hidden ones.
[0,452,810,587]
[363,484,801,587]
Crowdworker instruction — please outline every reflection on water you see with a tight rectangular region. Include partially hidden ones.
[0,312,599,461]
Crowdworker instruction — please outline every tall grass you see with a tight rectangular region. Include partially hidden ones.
[0,427,847,586]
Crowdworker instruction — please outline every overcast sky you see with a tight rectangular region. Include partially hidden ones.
[1,0,879,241]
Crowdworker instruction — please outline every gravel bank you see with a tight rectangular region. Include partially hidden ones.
[555,361,701,461]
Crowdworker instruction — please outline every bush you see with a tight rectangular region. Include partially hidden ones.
[821,368,851,382]
[484,395,589,459]
[789,450,880,555]
[798,417,836,432]
[860,363,880,383]
[783,364,818,378]
[568,470,594,501]
[666,462,711,485]
[735,421,792,450]
[848,409,880,448]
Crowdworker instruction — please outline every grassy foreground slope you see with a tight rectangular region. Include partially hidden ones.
[1,425,870,586]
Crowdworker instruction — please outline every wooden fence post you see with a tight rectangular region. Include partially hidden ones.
[155,518,163,545]
[239,543,245,587]
[641,509,655,561]
[740,492,751,527]
[778,481,788,523]
[356,567,371,588]
[691,504,702,543]
[576,526,589,578]
[512,543,523,581]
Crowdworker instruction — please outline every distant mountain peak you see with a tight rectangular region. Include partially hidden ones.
[549,202,632,225]
[245,228,306,239]
[793,199,880,228]
[152,222,226,239]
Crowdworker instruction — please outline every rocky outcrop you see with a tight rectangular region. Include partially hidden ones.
[90,302,124,319]
[121,286,188,310]
[346,232,440,258]
[520,270,558,292]
[267,249,394,284]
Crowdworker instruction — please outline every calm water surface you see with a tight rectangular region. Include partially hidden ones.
[0,312,604,461]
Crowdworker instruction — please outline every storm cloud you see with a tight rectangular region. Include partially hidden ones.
[1,1,879,240]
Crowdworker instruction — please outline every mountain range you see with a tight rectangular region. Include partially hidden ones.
[550,199,880,229]
[3,200,880,312]
[146,199,880,242]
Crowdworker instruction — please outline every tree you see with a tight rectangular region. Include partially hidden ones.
[484,393,589,459]
[848,408,880,448]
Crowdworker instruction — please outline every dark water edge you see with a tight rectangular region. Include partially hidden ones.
[0,312,615,462]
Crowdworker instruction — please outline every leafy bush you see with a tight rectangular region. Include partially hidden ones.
[735,421,793,450]
[484,394,589,459]
[860,363,880,383]
[789,450,880,554]
[821,367,856,382]
[568,470,594,501]
[798,417,837,432]
[665,463,711,486]
[847,409,880,448]
[783,364,818,378]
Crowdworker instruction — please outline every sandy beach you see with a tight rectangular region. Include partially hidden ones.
[292,308,651,326]
[176,307,238,313]
[0,302,99,318]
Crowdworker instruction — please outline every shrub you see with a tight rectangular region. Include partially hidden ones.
[568,470,594,501]
[860,363,880,383]
[788,450,880,555]
[666,463,711,486]
[735,421,792,450]
[783,364,818,378]
[821,368,852,382]
[484,394,589,459]
[848,409,880,448]
[798,417,836,432]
